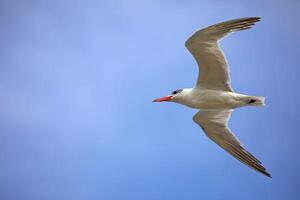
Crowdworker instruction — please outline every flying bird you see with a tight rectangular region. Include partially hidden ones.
[153,17,271,177]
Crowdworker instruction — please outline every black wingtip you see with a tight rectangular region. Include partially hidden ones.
[262,171,272,178]
[245,17,261,23]
[250,16,261,21]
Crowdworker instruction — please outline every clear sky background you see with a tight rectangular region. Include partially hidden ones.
[0,0,299,199]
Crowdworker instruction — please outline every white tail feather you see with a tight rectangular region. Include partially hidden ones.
[248,96,265,106]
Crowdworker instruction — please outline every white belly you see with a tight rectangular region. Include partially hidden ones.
[184,89,249,109]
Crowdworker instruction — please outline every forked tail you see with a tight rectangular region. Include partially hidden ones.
[248,96,265,106]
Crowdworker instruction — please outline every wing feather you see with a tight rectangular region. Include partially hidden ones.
[185,17,260,91]
[193,109,271,177]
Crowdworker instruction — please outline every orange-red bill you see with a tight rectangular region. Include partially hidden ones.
[152,95,172,102]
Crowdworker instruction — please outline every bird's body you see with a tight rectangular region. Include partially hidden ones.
[153,17,271,177]
[172,88,263,110]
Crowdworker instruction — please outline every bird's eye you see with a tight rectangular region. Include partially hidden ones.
[172,89,182,95]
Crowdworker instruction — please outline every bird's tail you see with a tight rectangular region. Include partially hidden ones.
[247,96,265,106]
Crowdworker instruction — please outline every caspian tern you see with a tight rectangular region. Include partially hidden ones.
[153,17,271,177]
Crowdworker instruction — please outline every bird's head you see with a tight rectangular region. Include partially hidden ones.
[152,89,186,103]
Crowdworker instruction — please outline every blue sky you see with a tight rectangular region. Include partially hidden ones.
[0,0,299,199]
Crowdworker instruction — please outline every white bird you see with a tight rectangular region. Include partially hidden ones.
[153,17,271,177]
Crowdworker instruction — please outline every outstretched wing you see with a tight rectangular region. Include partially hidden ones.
[185,17,260,92]
[193,109,271,177]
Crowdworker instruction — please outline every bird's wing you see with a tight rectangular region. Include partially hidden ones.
[193,109,271,177]
[185,17,260,92]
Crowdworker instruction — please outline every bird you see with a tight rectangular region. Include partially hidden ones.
[153,17,271,177]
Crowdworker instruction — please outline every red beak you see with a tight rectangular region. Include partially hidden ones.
[152,95,173,102]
